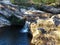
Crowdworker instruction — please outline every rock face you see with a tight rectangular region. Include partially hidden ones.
[40,5,60,14]
[30,15,60,45]
[0,3,25,27]
[0,16,11,27]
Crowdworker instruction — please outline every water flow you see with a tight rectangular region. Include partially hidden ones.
[20,21,30,33]
[2,0,11,4]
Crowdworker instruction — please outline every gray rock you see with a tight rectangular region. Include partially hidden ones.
[0,16,11,27]
[0,3,25,27]
[40,5,60,14]
[53,16,60,26]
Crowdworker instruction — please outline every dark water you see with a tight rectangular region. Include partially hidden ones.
[0,26,29,45]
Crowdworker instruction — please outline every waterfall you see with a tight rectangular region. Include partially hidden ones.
[20,21,30,33]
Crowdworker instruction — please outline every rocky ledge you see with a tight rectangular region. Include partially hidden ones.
[40,5,60,14]
[0,3,25,27]
[30,14,60,45]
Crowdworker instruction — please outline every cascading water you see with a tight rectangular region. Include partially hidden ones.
[20,21,30,33]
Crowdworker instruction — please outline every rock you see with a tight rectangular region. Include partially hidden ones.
[50,30,60,40]
[39,13,52,19]
[29,12,60,45]
[31,10,44,14]
[0,16,11,27]
[23,10,44,15]
[40,5,60,14]
[0,3,22,18]
[52,15,60,26]
[0,3,26,27]
[57,14,60,18]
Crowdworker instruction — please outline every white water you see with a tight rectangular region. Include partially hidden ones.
[20,21,30,33]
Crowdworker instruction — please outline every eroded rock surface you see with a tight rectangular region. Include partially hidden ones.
[30,15,60,45]
[0,3,25,27]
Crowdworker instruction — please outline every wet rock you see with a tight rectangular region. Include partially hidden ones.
[0,3,22,18]
[23,10,44,15]
[38,28,46,34]
[0,3,25,27]
[40,5,60,14]
[0,16,11,27]
[51,30,60,38]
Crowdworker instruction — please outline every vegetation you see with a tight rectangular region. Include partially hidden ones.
[10,0,60,10]
[11,0,60,5]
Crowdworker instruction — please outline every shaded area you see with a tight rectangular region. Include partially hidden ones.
[0,26,29,45]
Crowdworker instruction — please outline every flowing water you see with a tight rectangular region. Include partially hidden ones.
[20,21,30,33]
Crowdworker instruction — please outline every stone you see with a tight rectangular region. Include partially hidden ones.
[0,3,25,27]
[40,5,60,14]
[0,16,11,27]
[30,18,60,45]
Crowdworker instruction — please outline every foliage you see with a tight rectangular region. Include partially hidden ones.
[12,0,57,4]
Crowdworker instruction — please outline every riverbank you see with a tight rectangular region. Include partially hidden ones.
[0,1,60,45]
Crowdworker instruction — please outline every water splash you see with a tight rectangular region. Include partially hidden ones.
[20,21,30,33]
